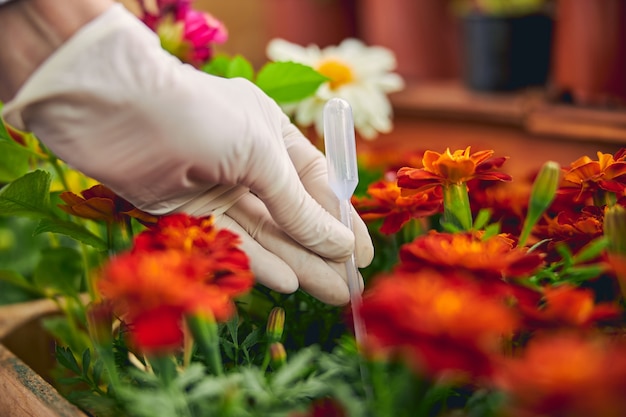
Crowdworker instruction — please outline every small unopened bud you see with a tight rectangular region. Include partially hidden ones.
[266,307,285,343]
[86,300,114,348]
[519,161,561,247]
[530,161,561,211]
[605,205,626,255]
[605,205,626,301]
[269,342,287,369]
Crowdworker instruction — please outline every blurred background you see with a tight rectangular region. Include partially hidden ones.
[124,0,626,177]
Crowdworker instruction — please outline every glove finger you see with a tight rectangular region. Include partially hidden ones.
[226,193,351,306]
[283,126,374,268]
[212,213,299,295]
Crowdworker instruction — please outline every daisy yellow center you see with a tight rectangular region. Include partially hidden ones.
[317,59,354,90]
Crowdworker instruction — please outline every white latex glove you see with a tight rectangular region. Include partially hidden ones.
[2,4,374,305]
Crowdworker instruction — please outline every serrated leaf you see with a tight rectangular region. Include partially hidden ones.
[92,359,104,385]
[34,218,107,250]
[82,348,91,379]
[0,170,54,218]
[256,62,327,104]
[0,141,32,183]
[241,327,262,349]
[56,345,82,375]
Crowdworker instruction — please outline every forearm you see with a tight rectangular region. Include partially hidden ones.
[0,0,113,102]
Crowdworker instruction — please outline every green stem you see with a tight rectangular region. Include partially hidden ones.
[186,314,223,375]
[442,183,473,231]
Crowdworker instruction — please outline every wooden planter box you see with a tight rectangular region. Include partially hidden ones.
[0,299,86,417]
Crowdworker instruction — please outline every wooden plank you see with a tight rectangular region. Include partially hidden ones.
[0,344,86,417]
[390,80,626,144]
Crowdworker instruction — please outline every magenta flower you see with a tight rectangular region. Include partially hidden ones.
[138,0,227,67]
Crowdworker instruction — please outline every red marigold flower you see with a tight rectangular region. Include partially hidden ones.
[133,214,252,296]
[495,331,626,417]
[469,180,530,236]
[98,244,252,353]
[519,284,621,330]
[533,206,605,260]
[352,179,442,234]
[560,148,626,201]
[360,270,519,380]
[58,184,158,225]
[290,398,347,417]
[397,147,511,193]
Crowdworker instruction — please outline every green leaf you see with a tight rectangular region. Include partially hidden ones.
[0,105,11,141]
[82,348,91,379]
[56,345,82,375]
[0,141,32,183]
[34,218,107,250]
[256,62,327,104]
[33,246,83,297]
[572,237,609,264]
[0,269,37,292]
[225,55,254,80]
[0,170,54,218]
[92,359,104,385]
[201,54,232,77]
[473,208,492,231]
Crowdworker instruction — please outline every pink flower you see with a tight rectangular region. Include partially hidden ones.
[138,0,227,67]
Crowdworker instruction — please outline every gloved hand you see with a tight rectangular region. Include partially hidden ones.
[2,3,374,305]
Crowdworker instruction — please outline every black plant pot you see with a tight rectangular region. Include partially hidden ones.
[462,13,553,92]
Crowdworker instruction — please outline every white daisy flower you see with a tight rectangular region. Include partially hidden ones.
[266,38,405,140]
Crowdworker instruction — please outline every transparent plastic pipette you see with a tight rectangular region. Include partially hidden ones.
[323,98,367,348]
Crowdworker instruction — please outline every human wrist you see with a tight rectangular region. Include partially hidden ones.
[0,0,114,102]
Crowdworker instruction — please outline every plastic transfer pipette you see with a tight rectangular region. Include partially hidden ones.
[323,98,367,348]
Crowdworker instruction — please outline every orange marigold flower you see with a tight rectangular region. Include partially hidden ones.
[133,213,252,296]
[519,284,621,330]
[397,147,511,193]
[495,332,626,417]
[360,270,519,379]
[560,148,626,200]
[352,179,442,234]
[398,231,544,280]
[59,184,158,225]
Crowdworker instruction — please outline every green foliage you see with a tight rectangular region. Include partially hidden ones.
[202,54,327,105]
[0,140,33,183]
[256,62,328,104]
[528,237,610,287]
[0,169,54,218]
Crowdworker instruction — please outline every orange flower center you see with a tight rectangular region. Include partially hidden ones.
[317,59,354,90]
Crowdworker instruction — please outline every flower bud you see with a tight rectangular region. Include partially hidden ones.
[266,307,285,343]
[519,161,560,246]
[269,342,287,369]
[605,205,626,255]
[529,161,561,213]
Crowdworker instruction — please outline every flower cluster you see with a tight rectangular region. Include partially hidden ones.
[97,213,253,353]
[354,146,626,416]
